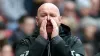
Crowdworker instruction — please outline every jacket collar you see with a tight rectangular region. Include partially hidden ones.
[59,24,71,38]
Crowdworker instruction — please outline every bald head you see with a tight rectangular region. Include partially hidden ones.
[36,3,61,28]
[37,3,60,16]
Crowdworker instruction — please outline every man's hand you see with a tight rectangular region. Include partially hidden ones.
[50,19,59,39]
[40,19,48,40]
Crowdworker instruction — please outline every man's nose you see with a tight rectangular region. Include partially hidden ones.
[47,15,50,20]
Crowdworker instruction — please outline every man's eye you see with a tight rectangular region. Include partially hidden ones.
[51,14,56,17]
[41,15,45,17]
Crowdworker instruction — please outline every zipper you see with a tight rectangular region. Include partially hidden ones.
[48,41,51,56]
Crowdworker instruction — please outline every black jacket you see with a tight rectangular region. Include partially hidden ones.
[15,24,85,56]
[95,53,100,56]
[8,28,33,51]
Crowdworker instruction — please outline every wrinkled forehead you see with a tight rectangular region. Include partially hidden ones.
[37,3,60,16]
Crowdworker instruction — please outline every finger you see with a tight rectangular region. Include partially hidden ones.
[44,19,47,30]
[50,19,58,28]
[40,19,46,29]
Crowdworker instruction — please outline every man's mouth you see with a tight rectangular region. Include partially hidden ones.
[46,25,53,29]
[46,21,53,29]
[46,25,53,34]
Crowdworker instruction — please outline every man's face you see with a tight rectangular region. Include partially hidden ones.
[0,30,5,40]
[84,26,97,40]
[36,4,61,33]
[1,45,13,56]
[80,8,91,16]
[64,2,76,17]
[22,17,35,35]
[91,0,99,12]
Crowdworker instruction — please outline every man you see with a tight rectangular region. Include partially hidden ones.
[76,0,91,18]
[16,3,84,56]
[63,1,76,17]
[62,1,78,35]
[90,0,100,18]
[9,15,35,50]
[0,0,27,30]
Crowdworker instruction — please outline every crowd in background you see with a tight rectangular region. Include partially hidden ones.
[0,0,100,56]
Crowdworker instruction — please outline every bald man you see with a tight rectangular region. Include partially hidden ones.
[16,3,84,56]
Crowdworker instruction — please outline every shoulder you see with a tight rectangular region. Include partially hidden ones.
[64,36,82,47]
[95,53,100,56]
[17,36,36,46]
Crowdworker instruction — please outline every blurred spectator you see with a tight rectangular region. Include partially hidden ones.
[0,22,8,56]
[0,15,12,38]
[0,22,6,43]
[18,15,35,36]
[0,15,7,24]
[61,1,78,35]
[52,0,65,15]
[24,0,43,16]
[76,0,92,18]
[1,44,13,56]
[90,0,100,18]
[24,0,65,16]
[78,17,97,56]
[8,15,35,50]
[0,0,27,30]
[63,1,76,18]
[79,17,97,43]
[84,43,94,56]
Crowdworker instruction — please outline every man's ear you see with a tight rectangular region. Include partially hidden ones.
[36,16,39,26]
[59,16,62,24]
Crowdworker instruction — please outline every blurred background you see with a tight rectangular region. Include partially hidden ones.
[0,0,100,56]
